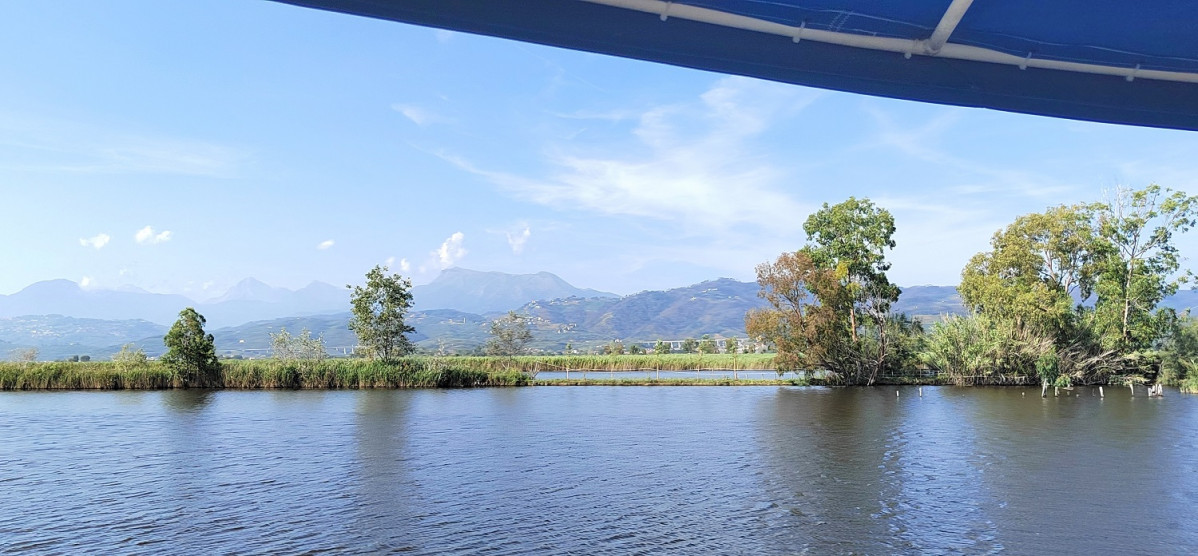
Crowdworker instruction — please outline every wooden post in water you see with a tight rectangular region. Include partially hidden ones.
[1099,386,1104,398]
[1042,382,1048,398]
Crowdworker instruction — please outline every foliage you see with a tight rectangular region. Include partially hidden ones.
[959,204,1103,338]
[112,343,148,372]
[803,196,901,339]
[270,327,327,362]
[162,307,220,387]
[603,340,626,355]
[485,311,534,357]
[724,336,739,354]
[697,335,718,354]
[1093,185,1198,351]
[348,265,416,360]
[654,340,671,354]
[1159,316,1198,386]
[9,347,38,364]
[918,313,1055,385]
[628,344,644,354]
[747,198,915,384]
[680,338,698,353]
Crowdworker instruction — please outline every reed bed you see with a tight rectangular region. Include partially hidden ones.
[449,353,777,373]
[0,361,176,390]
[0,359,532,390]
[536,377,809,386]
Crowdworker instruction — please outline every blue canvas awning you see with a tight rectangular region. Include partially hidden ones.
[273,1,1198,131]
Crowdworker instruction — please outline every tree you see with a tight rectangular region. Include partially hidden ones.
[348,265,416,360]
[1094,185,1198,351]
[724,337,739,354]
[747,197,907,384]
[803,197,900,342]
[654,340,671,354]
[959,204,1103,338]
[162,307,220,387]
[9,347,38,364]
[486,311,534,357]
[680,338,699,353]
[113,343,148,372]
[604,340,626,355]
[628,344,645,354]
[271,328,327,362]
[746,249,849,374]
[698,335,718,354]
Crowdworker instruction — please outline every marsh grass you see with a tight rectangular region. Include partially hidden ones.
[0,358,535,390]
[0,361,175,390]
[535,376,809,386]
[454,353,777,373]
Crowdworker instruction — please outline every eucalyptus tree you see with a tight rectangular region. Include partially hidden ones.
[803,196,900,342]
[1094,185,1198,351]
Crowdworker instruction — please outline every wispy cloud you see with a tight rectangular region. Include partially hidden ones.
[860,104,1075,200]
[317,239,335,250]
[433,29,455,44]
[0,112,249,177]
[434,232,466,268]
[79,233,110,250]
[442,76,819,235]
[392,103,450,127]
[399,258,411,272]
[134,226,171,245]
[79,276,94,289]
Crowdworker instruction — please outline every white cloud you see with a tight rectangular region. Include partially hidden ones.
[399,258,411,272]
[384,256,396,268]
[79,233,110,249]
[434,29,455,43]
[434,232,466,268]
[441,76,817,235]
[505,224,532,254]
[79,276,93,289]
[392,103,450,127]
[134,226,172,245]
[317,239,335,250]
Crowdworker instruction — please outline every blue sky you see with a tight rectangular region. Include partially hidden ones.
[3,1,1198,299]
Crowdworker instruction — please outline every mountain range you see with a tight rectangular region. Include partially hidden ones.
[4,269,1198,360]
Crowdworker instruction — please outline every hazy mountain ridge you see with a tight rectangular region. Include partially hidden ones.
[411,268,618,313]
[7,270,1198,360]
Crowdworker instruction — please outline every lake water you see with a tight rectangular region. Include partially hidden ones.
[2,386,1195,554]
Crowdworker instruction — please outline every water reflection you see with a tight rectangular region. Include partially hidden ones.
[353,391,418,552]
[160,390,215,413]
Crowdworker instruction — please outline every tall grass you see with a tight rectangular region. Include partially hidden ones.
[0,354,773,390]
[448,353,777,373]
[0,361,175,390]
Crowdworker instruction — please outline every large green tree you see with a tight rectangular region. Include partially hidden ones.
[162,307,220,387]
[1094,185,1198,351]
[803,196,900,342]
[959,204,1103,338]
[348,265,416,360]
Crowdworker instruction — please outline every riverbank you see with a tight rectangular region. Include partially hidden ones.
[0,354,1178,390]
[0,354,776,390]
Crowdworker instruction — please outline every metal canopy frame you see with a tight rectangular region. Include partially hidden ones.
[272,0,1198,131]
